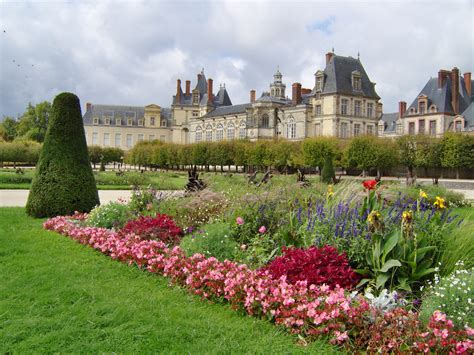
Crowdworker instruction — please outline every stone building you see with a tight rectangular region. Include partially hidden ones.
[379,68,473,137]
[83,51,383,149]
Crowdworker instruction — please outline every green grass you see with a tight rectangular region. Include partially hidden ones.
[0,208,336,353]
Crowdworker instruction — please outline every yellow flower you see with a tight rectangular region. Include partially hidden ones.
[419,189,427,199]
[433,196,446,209]
[327,184,334,197]
[367,210,382,224]
[402,210,413,223]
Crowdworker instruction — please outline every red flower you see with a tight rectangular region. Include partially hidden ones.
[363,179,378,190]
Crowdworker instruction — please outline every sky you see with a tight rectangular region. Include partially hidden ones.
[0,0,473,118]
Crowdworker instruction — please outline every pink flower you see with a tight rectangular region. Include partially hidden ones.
[240,244,247,250]
[466,326,474,337]
[334,330,348,343]
[258,226,266,234]
[236,217,244,225]
[432,310,447,322]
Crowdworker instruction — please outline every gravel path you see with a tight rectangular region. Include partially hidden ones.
[0,190,185,207]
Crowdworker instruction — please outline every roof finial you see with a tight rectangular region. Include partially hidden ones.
[357,52,360,60]
[201,67,204,74]
[332,47,334,53]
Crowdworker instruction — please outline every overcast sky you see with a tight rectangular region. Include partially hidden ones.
[1,0,472,118]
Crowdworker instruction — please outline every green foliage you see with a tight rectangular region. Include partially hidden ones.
[0,116,18,141]
[302,137,339,168]
[129,186,161,215]
[0,141,41,164]
[320,155,335,183]
[345,136,378,173]
[441,133,474,171]
[180,222,239,261]
[420,266,474,329]
[26,92,99,217]
[415,136,442,172]
[85,202,132,229]
[88,145,102,168]
[16,101,52,142]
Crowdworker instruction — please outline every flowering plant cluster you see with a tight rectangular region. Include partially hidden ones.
[43,214,473,353]
[263,246,360,290]
[120,214,183,245]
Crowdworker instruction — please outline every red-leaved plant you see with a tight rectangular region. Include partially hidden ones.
[120,214,182,245]
[263,246,360,289]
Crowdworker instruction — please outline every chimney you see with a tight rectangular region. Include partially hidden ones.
[207,78,213,105]
[185,80,191,95]
[451,67,460,114]
[438,69,451,88]
[301,88,312,95]
[176,79,181,103]
[398,101,407,119]
[250,90,256,103]
[86,102,92,112]
[326,51,334,65]
[292,82,302,105]
[464,72,472,97]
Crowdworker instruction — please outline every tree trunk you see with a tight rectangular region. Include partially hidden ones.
[456,168,460,179]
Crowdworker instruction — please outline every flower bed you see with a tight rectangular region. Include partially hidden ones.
[44,214,473,352]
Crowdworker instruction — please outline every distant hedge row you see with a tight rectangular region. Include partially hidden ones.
[125,134,474,176]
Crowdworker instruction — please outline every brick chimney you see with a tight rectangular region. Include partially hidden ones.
[250,90,256,103]
[451,67,460,114]
[438,69,451,88]
[86,102,92,112]
[176,79,181,103]
[207,78,213,105]
[398,101,407,118]
[301,88,312,95]
[464,72,472,97]
[292,83,302,105]
[185,80,191,95]
[326,51,334,65]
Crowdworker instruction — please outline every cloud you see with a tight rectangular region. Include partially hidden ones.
[0,0,472,118]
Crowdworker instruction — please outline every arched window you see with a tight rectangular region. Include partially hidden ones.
[227,123,235,140]
[276,88,280,97]
[195,125,202,142]
[287,117,296,139]
[216,123,224,141]
[239,121,246,139]
[261,114,269,128]
[205,124,213,142]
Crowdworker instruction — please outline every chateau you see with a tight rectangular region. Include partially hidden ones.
[82,52,473,149]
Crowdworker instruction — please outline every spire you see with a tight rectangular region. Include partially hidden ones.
[357,52,360,60]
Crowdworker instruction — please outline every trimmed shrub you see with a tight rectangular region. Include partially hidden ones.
[263,245,360,289]
[121,214,182,245]
[321,155,335,183]
[180,222,238,261]
[85,202,131,229]
[26,93,99,217]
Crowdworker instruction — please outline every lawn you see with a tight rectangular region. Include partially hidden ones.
[0,208,336,353]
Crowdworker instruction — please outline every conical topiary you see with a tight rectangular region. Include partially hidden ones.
[26,92,99,217]
[321,155,335,184]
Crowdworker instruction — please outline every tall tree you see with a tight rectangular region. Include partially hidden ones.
[17,101,52,142]
[0,116,18,141]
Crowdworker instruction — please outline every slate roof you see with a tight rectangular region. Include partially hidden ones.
[83,104,170,126]
[407,76,472,115]
[379,112,399,132]
[461,102,474,130]
[318,55,380,99]
[202,103,252,118]
[256,95,291,105]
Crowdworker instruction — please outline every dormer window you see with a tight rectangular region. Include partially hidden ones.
[138,119,144,126]
[93,118,99,125]
[193,91,200,105]
[418,95,428,115]
[429,105,437,113]
[127,119,133,126]
[352,71,362,91]
[115,118,121,126]
[161,119,167,127]
[150,117,156,126]
[315,71,324,92]
[410,107,416,115]
[104,118,110,125]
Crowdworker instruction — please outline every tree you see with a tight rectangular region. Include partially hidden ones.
[415,136,442,178]
[321,155,335,183]
[17,101,52,142]
[302,137,339,172]
[397,135,417,185]
[345,136,378,176]
[440,133,473,179]
[88,145,102,169]
[0,116,18,141]
[26,93,99,217]
[373,138,399,178]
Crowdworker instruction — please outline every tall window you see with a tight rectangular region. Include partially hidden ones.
[315,105,322,116]
[340,122,348,138]
[239,121,246,139]
[205,124,213,142]
[138,134,144,142]
[193,93,199,105]
[341,99,348,115]
[126,134,132,148]
[115,118,121,126]
[138,119,144,126]
[92,132,98,145]
[127,119,133,126]
[419,119,425,134]
[378,123,384,136]
[354,100,361,117]
[161,119,167,127]
[150,117,156,126]
[367,103,373,117]
[103,133,110,146]
[261,114,269,128]
[227,123,235,140]
[93,118,99,125]
[367,125,374,135]
[195,126,202,142]
[408,122,415,135]
[455,120,462,132]
[104,118,110,125]
[419,101,426,114]
[287,118,296,139]
[396,122,403,135]
[314,123,321,136]
[149,135,155,141]
[429,121,436,136]
[352,75,361,91]
[160,135,166,142]
[216,124,224,141]
[354,123,361,137]
[115,133,121,147]
[315,75,323,91]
